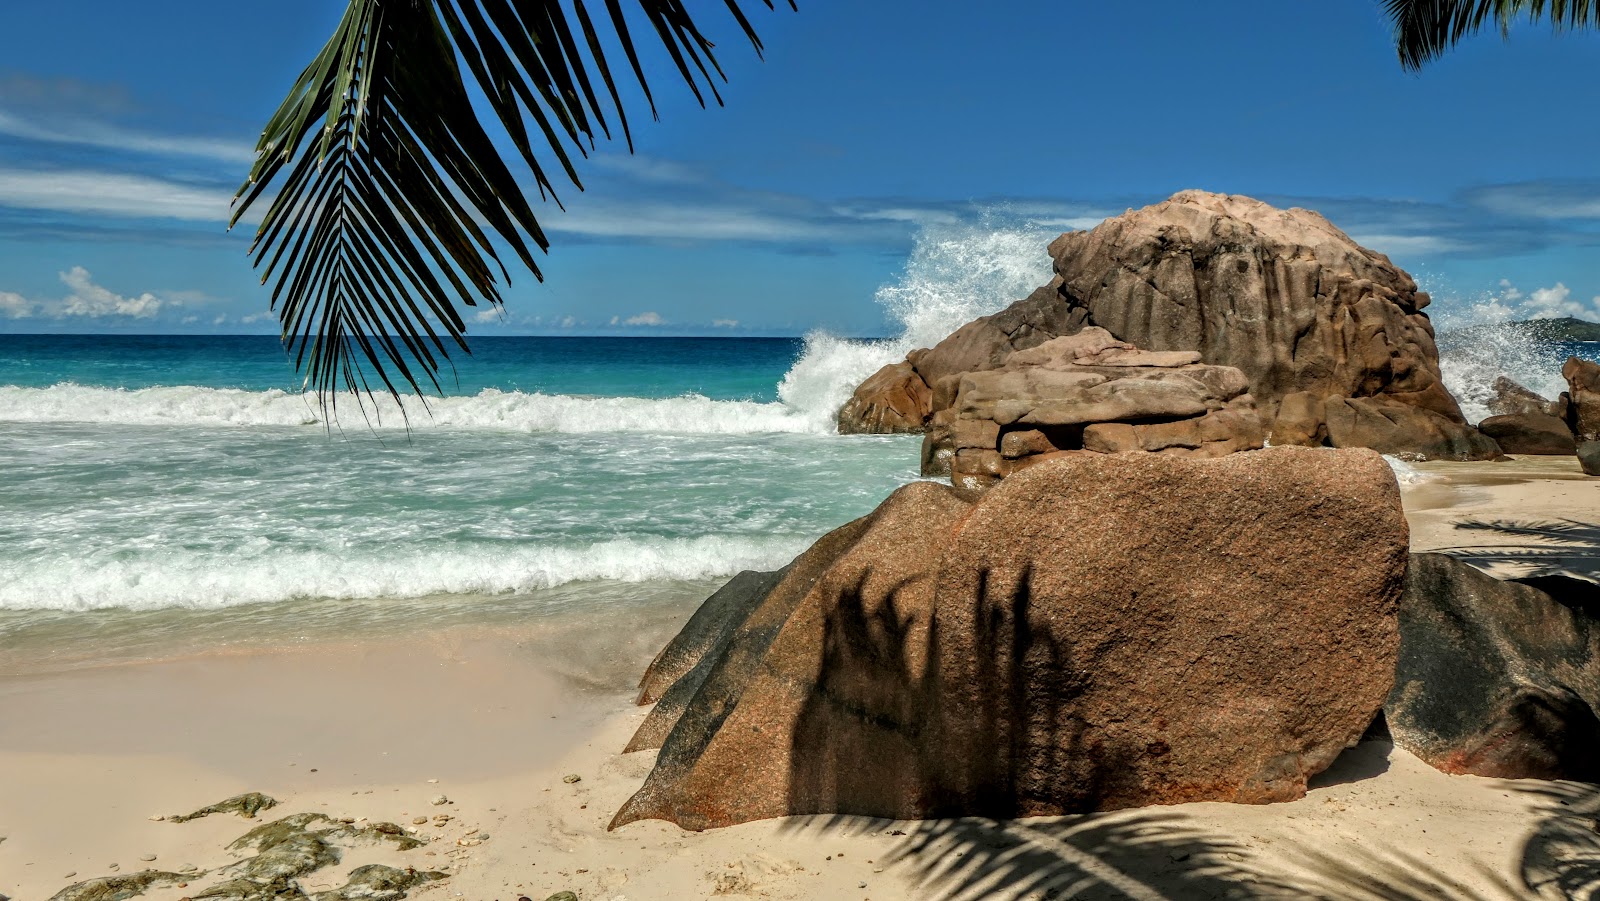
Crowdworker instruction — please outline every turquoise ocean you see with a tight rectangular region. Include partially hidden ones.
[2,224,1597,678]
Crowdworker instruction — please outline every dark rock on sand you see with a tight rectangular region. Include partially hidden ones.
[307,865,447,901]
[1565,356,1600,442]
[192,876,307,900]
[1478,413,1579,456]
[635,569,786,706]
[48,871,187,901]
[171,793,279,823]
[615,447,1406,830]
[1579,441,1600,477]
[1386,554,1600,781]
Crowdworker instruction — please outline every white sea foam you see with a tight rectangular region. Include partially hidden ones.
[0,534,810,612]
[1383,454,1432,487]
[0,383,819,433]
[776,217,1060,426]
[1424,277,1576,423]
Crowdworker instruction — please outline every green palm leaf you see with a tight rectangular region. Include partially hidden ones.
[230,0,791,411]
[1385,0,1600,69]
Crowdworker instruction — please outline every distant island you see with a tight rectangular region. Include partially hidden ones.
[1445,316,1600,342]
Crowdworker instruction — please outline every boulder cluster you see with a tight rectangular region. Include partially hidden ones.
[613,450,1600,832]
[842,191,1504,475]
[613,448,1409,831]
[1485,357,1600,473]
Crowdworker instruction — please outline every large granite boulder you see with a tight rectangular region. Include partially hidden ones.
[930,327,1264,488]
[613,447,1406,831]
[1386,554,1600,781]
[1564,356,1600,442]
[1478,413,1579,456]
[1579,442,1600,477]
[840,191,1499,462]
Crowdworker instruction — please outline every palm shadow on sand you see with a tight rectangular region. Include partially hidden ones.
[1439,518,1600,584]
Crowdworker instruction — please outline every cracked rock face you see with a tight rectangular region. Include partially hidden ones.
[839,191,1499,463]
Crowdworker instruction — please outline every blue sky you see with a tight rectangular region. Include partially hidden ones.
[1,1,1598,336]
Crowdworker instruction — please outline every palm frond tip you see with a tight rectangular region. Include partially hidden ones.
[232,0,792,405]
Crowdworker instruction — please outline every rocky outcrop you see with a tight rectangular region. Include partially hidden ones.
[928,327,1264,489]
[1478,413,1579,456]
[1564,356,1600,442]
[1488,376,1561,418]
[841,191,1499,462]
[1580,442,1600,477]
[1386,554,1600,781]
[835,362,931,434]
[614,447,1406,831]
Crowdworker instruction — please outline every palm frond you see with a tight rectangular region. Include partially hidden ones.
[1386,0,1600,70]
[231,0,793,409]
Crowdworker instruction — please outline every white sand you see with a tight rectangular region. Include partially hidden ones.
[3,456,1597,901]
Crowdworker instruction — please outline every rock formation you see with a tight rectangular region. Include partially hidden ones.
[615,447,1407,831]
[1564,356,1600,442]
[1386,554,1600,781]
[1478,413,1578,456]
[1487,376,1561,418]
[927,327,1264,489]
[840,191,1500,463]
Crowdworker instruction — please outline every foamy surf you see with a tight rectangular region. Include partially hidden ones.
[0,534,812,612]
[0,383,825,434]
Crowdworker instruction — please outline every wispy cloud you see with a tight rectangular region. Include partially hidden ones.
[1459,180,1600,220]
[0,290,32,319]
[0,110,257,164]
[612,311,666,326]
[0,167,233,221]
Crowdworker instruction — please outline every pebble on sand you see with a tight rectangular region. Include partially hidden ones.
[562,774,581,784]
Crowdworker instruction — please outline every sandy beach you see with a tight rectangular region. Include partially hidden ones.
[3,456,1597,901]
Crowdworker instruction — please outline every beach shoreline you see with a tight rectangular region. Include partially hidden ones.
[2,455,1597,901]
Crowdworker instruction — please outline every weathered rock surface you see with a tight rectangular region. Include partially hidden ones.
[841,191,1498,462]
[1478,412,1579,456]
[1386,554,1600,781]
[931,327,1264,488]
[616,447,1406,830]
[1580,441,1600,477]
[1488,376,1561,418]
[308,865,447,901]
[634,569,786,705]
[1564,356,1600,442]
[836,361,932,434]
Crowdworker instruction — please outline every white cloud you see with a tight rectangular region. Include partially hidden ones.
[57,266,163,318]
[557,315,577,328]
[0,168,233,221]
[1467,279,1600,324]
[0,291,32,319]
[623,311,665,326]
[473,308,503,324]
[711,318,739,328]
[240,312,273,324]
[1,268,177,320]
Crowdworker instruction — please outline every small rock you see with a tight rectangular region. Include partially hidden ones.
[108,863,119,872]
[148,815,166,822]
[547,891,579,901]
[477,833,490,840]
[413,817,428,825]
[562,774,581,784]
[140,854,157,861]
[427,779,439,784]
[431,795,450,806]
[62,871,76,879]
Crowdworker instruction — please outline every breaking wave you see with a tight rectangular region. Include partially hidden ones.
[0,534,809,612]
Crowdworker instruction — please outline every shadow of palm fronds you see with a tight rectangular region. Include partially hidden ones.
[781,809,1298,901]
[1514,781,1600,900]
[1288,844,1526,901]
[1439,519,1600,583]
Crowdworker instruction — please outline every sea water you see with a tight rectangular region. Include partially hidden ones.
[0,221,1059,675]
